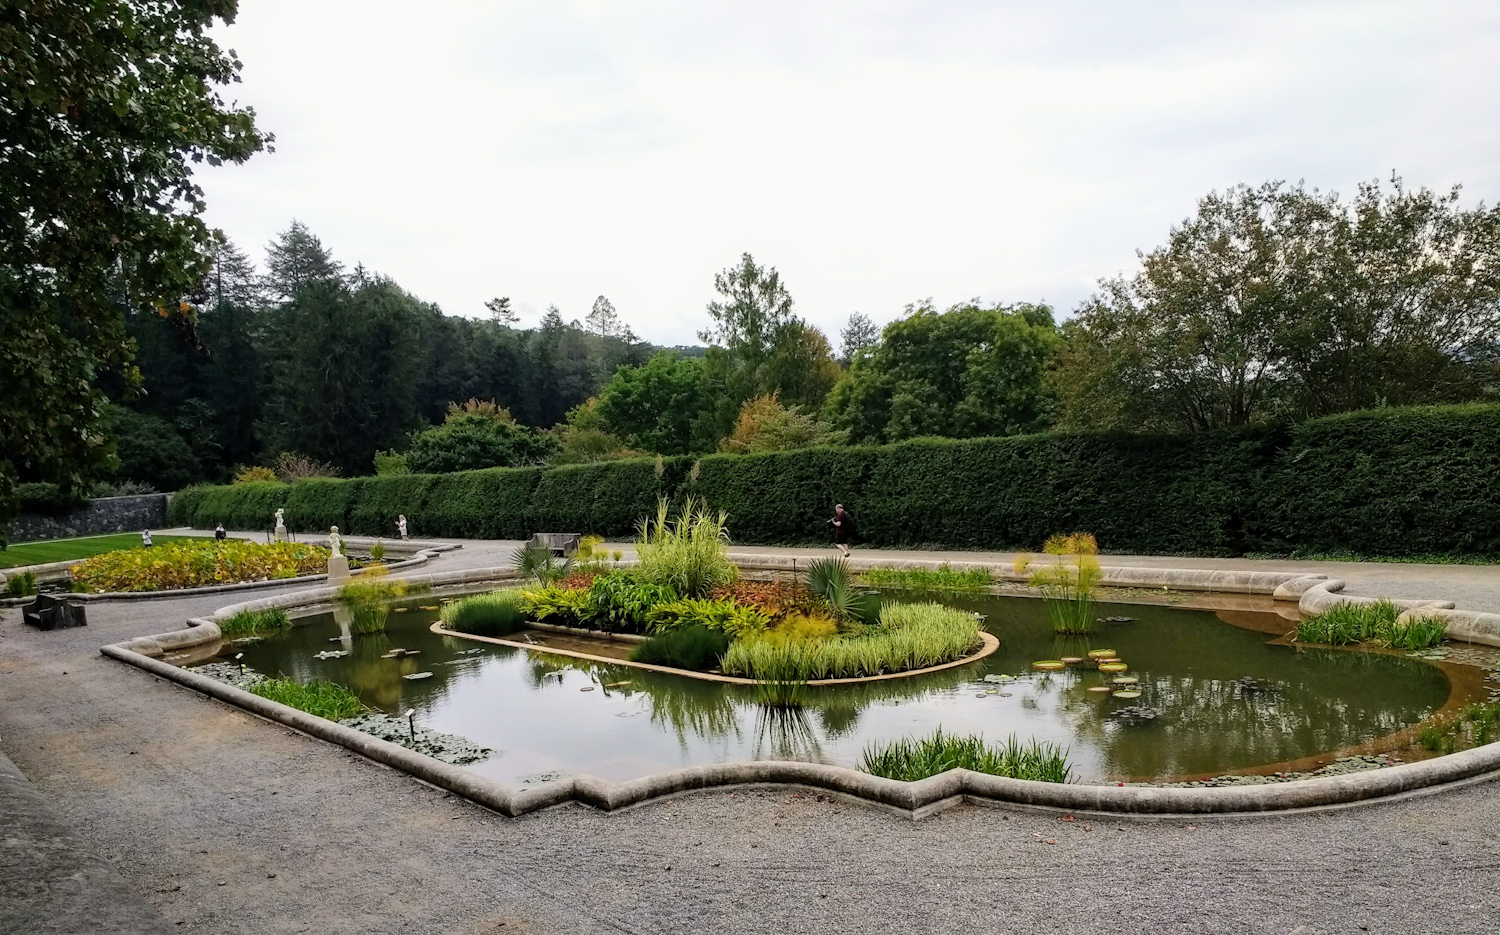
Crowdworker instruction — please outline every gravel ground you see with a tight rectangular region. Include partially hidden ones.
[4,547,1500,934]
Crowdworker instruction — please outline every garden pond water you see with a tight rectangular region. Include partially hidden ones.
[203,590,1458,785]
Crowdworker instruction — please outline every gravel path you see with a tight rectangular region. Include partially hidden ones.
[4,544,1500,934]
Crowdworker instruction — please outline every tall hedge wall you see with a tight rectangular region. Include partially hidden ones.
[166,405,1500,557]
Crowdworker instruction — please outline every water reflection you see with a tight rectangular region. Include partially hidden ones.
[210,592,1454,785]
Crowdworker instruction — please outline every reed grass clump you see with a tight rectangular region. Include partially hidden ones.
[633,497,737,598]
[746,639,814,707]
[5,571,38,597]
[441,589,528,637]
[248,677,363,720]
[630,625,730,671]
[338,569,428,635]
[1294,600,1443,649]
[218,607,290,638]
[721,601,980,680]
[860,728,1072,783]
[1420,700,1500,755]
[860,564,993,592]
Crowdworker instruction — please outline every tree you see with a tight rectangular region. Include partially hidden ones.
[0,0,269,531]
[586,295,622,338]
[102,405,201,492]
[485,296,518,325]
[595,352,728,455]
[839,312,880,364]
[550,399,640,464]
[1055,178,1500,432]
[700,252,798,377]
[404,401,557,473]
[825,300,1060,442]
[719,394,847,453]
[263,220,342,302]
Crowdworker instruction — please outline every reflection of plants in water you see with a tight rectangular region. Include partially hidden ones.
[753,705,823,762]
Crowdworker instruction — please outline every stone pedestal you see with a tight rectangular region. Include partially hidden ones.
[326,552,350,583]
[274,523,288,542]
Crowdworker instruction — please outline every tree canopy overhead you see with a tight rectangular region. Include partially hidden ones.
[0,0,270,527]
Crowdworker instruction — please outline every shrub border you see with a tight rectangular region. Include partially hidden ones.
[99,557,1500,819]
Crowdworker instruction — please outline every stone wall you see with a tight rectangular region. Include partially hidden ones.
[7,494,170,543]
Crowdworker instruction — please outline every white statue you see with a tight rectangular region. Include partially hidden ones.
[275,508,285,527]
[273,508,288,542]
[328,525,343,557]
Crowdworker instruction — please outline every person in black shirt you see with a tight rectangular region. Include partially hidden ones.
[830,503,853,558]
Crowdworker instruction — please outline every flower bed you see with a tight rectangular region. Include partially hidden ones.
[70,539,330,592]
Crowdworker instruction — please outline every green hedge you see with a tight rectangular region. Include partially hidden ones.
[167,405,1500,557]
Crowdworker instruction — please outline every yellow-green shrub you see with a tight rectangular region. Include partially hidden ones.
[71,540,329,592]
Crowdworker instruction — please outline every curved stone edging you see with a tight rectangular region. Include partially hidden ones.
[93,640,1500,818]
[430,622,1002,686]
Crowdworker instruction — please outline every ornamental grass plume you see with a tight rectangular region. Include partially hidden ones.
[1028,532,1101,634]
[633,497,737,598]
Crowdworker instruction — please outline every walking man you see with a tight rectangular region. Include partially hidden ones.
[830,503,853,558]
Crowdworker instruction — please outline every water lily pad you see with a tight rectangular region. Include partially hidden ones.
[1099,662,1129,673]
[1059,656,1084,664]
[1112,689,1142,699]
[981,674,1013,683]
[1112,676,1139,685]
[402,672,433,680]
[1032,660,1066,671]
[1087,685,1112,693]
[1087,649,1117,660]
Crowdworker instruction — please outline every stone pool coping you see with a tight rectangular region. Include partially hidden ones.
[98,557,1500,818]
[429,621,1002,686]
[0,539,460,606]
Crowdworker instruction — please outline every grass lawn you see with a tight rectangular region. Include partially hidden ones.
[0,534,223,568]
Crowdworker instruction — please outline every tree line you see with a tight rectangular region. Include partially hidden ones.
[101,176,1500,491]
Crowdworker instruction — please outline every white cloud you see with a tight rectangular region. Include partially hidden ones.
[201,0,1500,342]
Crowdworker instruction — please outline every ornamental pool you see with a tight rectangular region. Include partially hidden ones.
[202,590,1457,785]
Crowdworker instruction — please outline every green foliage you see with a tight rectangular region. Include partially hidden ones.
[647,597,770,638]
[1055,179,1500,433]
[0,533,199,569]
[405,407,558,473]
[218,608,290,639]
[1381,616,1448,651]
[803,557,878,627]
[337,572,427,635]
[633,498,738,598]
[805,556,853,597]
[369,541,386,561]
[1022,533,1102,635]
[5,572,38,597]
[441,589,528,637]
[0,0,269,532]
[595,352,729,455]
[373,451,410,475]
[745,639,814,707]
[550,399,640,465]
[722,601,981,680]
[860,564,993,591]
[1295,600,1402,645]
[16,482,90,516]
[249,677,363,721]
[581,573,678,633]
[101,405,201,493]
[719,394,846,453]
[519,586,592,627]
[860,729,1072,783]
[167,404,1500,559]
[825,300,1060,443]
[512,544,573,586]
[629,625,730,671]
[1419,701,1500,756]
[71,539,328,592]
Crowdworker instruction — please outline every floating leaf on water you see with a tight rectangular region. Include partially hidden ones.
[1112,689,1142,699]
[392,608,409,613]
[581,686,595,692]
[1112,676,1139,685]
[1059,656,1084,664]
[986,689,998,694]
[1032,660,1066,671]
[976,692,988,698]
[1099,662,1128,673]
[605,681,632,688]
[312,650,349,660]
[981,674,1013,683]
[1087,686,1112,693]
[419,605,439,611]
[1087,649,1117,660]
[403,672,433,680]
[999,692,1012,697]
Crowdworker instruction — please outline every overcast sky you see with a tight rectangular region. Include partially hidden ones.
[200,0,1500,345]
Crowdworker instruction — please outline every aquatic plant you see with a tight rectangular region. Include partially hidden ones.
[859,564,993,592]
[709,579,824,620]
[70,539,329,592]
[512,544,573,586]
[1380,616,1448,651]
[633,497,737,598]
[441,589,528,637]
[803,556,878,627]
[369,540,386,562]
[338,569,428,635]
[746,639,814,707]
[805,556,852,597]
[722,601,981,680]
[581,573,679,633]
[520,585,592,626]
[248,677,363,720]
[629,625,730,671]
[218,607,290,639]
[5,571,38,597]
[646,596,769,638]
[770,613,840,641]
[860,729,1072,783]
[1019,532,1101,635]
[1420,700,1500,755]
[1295,599,1397,644]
